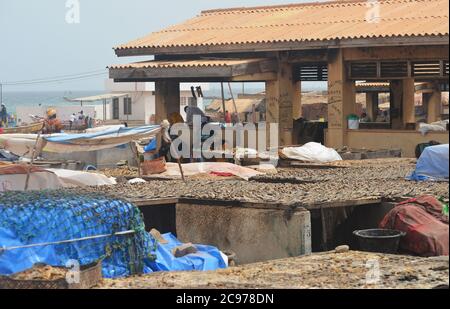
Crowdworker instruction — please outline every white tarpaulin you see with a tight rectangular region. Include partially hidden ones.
[46,169,117,187]
[0,134,47,157]
[0,163,64,192]
[282,142,343,163]
[0,173,64,192]
[418,120,449,136]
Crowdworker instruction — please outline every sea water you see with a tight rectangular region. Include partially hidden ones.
[1,90,103,114]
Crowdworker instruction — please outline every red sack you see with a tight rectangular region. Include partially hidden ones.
[380,195,449,257]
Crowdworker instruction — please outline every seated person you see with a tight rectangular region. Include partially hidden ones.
[184,105,210,126]
[168,112,185,126]
[360,112,371,123]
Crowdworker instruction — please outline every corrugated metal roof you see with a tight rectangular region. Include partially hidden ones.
[116,0,449,52]
[67,93,129,102]
[110,59,265,69]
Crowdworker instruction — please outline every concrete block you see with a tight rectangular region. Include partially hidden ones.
[176,203,312,264]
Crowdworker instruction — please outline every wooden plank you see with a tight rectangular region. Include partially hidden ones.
[125,195,382,211]
[344,45,449,61]
[230,72,277,81]
[303,198,382,210]
[280,161,348,169]
[129,198,179,206]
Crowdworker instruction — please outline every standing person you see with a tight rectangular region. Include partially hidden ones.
[224,110,232,124]
[159,120,173,161]
[0,104,7,127]
[69,113,76,130]
[78,110,84,121]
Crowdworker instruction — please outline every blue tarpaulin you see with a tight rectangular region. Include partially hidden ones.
[148,233,227,272]
[0,191,226,278]
[42,125,161,153]
[408,144,449,181]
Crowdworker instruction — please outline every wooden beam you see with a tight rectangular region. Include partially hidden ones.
[110,67,235,80]
[287,50,328,63]
[230,72,277,81]
[109,59,277,82]
[115,36,449,57]
[343,45,449,61]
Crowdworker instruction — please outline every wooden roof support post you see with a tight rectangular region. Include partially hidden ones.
[293,80,302,121]
[426,83,442,123]
[403,78,416,128]
[265,54,295,147]
[155,80,180,124]
[327,49,356,149]
[390,80,403,130]
[366,92,379,122]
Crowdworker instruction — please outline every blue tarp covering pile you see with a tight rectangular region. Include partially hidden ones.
[408,144,449,181]
[42,125,161,153]
[0,190,226,278]
[44,125,159,144]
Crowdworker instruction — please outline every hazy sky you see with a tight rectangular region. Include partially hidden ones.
[0,0,314,91]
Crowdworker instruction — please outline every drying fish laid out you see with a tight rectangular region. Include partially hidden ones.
[72,176,449,206]
[98,251,450,289]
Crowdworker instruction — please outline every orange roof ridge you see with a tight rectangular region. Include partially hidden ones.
[200,0,431,15]
[158,15,447,34]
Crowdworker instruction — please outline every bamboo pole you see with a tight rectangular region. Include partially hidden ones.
[220,82,227,122]
[177,157,186,183]
[228,82,241,123]
[24,133,41,191]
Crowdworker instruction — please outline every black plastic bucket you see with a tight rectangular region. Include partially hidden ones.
[353,229,406,254]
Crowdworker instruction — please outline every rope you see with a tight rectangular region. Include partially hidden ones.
[0,230,135,252]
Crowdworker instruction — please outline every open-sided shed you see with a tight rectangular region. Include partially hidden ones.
[110,0,449,156]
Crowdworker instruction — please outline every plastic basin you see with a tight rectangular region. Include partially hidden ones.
[353,229,406,254]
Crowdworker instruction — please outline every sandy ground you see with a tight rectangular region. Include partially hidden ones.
[98,251,449,289]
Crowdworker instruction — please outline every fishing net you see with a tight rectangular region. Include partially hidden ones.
[0,190,156,278]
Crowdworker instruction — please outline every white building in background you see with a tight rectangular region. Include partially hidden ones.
[15,80,209,126]
[104,79,208,124]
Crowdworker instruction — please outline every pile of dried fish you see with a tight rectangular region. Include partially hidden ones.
[75,176,448,206]
[99,166,139,178]
[252,158,418,183]
[11,264,67,281]
[98,251,449,289]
